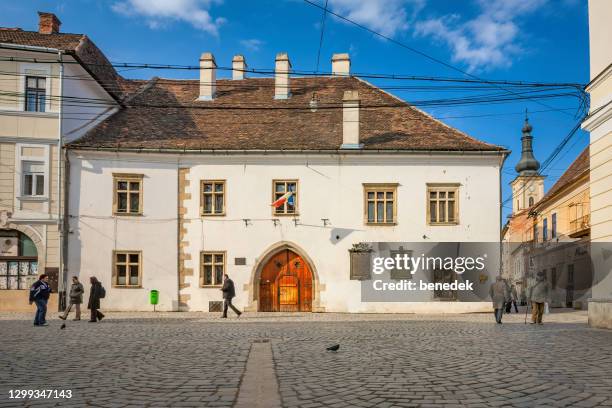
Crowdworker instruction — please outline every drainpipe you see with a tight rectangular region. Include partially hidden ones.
[57,50,65,311]
[176,162,181,312]
[499,152,509,277]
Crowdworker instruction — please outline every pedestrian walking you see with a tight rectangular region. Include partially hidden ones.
[221,274,242,318]
[505,283,519,313]
[489,276,509,324]
[88,277,106,322]
[29,274,52,326]
[59,276,84,321]
[528,271,551,325]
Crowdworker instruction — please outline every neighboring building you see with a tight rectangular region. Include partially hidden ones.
[503,118,592,309]
[582,0,612,328]
[501,117,545,302]
[0,12,123,311]
[66,52,508,313]
[528,147,591,309]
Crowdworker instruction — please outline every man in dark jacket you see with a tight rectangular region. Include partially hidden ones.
[221,274,241,318]
[29,274,52,326]
[60,276,84,321]
[88,276,105,322]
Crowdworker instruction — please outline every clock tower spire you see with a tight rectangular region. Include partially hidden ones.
[510,112,545,213]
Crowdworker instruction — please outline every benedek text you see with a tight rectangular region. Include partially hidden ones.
[373,280,474,291]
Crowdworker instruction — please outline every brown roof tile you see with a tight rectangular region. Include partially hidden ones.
[0,29,126,100]
[536,146,589,207]
[70,76,505,152]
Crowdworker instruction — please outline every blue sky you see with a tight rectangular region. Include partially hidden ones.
[2,0,590,221]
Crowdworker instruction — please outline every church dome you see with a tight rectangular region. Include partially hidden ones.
[515,117,540,176]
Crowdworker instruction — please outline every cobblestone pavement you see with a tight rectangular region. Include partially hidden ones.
[0,310,611,407]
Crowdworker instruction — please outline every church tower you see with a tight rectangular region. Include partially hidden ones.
[510,114,545,214]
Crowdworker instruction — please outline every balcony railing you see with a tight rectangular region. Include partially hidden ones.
[569,214,590,238]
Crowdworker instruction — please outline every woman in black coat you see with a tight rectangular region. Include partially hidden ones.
[88,276,105,322]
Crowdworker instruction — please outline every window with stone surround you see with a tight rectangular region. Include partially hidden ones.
[427,184,459,225]
[113,251,142,287]
[113,174,143,215]
[201,251,225,287]
[272,180,298,215]
[363,183,397,225]
[201,180,226,216]
[25,76,46,112]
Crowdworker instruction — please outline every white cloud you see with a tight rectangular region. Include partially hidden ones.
[328,0,424,37]
[414,0,547,72]
[240,39,264,51]
[111,0,226,36]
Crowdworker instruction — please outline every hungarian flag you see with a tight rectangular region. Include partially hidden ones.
[271,191,294,208]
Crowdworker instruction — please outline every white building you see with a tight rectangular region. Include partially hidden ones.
[67,53,508,313]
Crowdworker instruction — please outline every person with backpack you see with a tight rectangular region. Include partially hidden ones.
[59,276,84,321]
[29,273,52,326]
[88,276,105,322]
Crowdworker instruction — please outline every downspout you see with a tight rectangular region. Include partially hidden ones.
[176,162,181,312]
[57,50,65,311]
[499,152,509,277]
[62,149,70,309]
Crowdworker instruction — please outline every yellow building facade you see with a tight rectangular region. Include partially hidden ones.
[583,0,612,329]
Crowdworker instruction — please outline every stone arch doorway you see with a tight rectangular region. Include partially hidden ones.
[252,242,321,312]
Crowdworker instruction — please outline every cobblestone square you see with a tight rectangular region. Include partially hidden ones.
[1,310,611,407]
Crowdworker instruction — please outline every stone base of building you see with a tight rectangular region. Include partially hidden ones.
[588,299,612,329]
[0,291,59,312]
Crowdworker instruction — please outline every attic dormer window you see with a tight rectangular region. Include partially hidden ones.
[25,76,46,112]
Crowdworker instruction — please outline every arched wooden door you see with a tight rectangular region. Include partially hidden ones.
[259,249,313,312]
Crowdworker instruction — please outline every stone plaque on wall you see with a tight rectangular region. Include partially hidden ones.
[349,251,372,280]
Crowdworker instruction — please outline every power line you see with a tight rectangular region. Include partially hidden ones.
[0,89,583,111]
[315,0,329,73]
[0,56,586,89]
[301,0,580,119]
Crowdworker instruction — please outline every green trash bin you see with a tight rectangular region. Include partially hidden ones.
[150,290,159,311]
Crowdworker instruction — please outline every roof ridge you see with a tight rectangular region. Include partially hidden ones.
[0,28,85,36]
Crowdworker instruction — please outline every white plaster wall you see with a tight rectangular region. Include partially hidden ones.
[183,154,501,313]
[68,151,502,312]
[66,152,179,311]
[61,62,118,143]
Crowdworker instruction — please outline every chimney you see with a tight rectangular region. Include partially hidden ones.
[341,90,362,149]
[331,53,350,76]
[274,53,291,100]
[38,12,61,35]
[232,55,246,80]
[198,52,216,101]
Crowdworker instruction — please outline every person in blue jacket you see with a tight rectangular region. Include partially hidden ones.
[29,274,52,326]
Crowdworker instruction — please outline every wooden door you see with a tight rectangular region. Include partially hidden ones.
[259,249,313,312]
[278,275,298,312]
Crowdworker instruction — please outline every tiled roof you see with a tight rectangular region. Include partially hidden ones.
[0,29,127,100]
[536,146,589,207]
[69,76,505,152]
